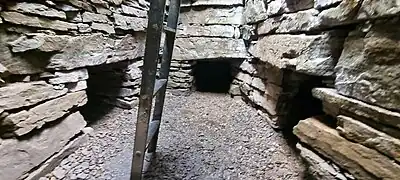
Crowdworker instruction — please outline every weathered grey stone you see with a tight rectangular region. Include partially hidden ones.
[177,25,236,38]
[91,22,115,34]
[173,37,249,60]
[257,17,280,35]
[229,83,241,96]
[90,0,109,7]
[257,9,320,35]
[103,97,138,109]
[313,88,400,130]
[48,69,89,84]
[0,63,8,76]
[314,0,343,10]
[238,25,251,40]
[250,77,265,91]
[66,81,88,92]
[318,0,362,26]
[337,115,400,163]
[356,0,400,20]
[296,143,347,180]
[8,2,67,19]
[24,132,88,180]
[95,5,113,15]
[335,19,400,111]
[3,91,87,136]
[167,80,192,89]
[114,14,147,31]
[266,0,314,17]
[248,89,283,116]
[257,110,283,129]
[170,71,192,79]
[78,23,92,33]
[52,167,66,179]
[124,0,149,11]
[82,12,109,23]
[8,34,70,53]
[0,111,86,180]
[265,83,284,99]
[55,4,80,12]
[47,34,145,70]
[121,4,147,17]
[69,0,95,12]
[0,81,67,111]
[243,0,268,24]
[97,87,139,97]
[105,0,123,5]
[180,0,243,6]
[293,117,400,180]
[1,12,77,31]
[180,7,243,25]
[239,60,256,75]
[249,32,346,76]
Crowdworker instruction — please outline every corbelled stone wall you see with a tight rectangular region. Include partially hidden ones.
[234,0,400,179]
[168,0,249,91]
[236,0,400,179]
[0,0,147,179]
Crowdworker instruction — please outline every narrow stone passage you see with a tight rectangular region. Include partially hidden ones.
[44,92,306,180]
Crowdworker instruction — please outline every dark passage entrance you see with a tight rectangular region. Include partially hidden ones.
[194,61,233,93]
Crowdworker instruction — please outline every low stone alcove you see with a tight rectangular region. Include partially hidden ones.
[81,60,143,123]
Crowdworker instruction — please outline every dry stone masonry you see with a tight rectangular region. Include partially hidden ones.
[237,0,400,179]
[1,0,400,180]
[0,0,148,179]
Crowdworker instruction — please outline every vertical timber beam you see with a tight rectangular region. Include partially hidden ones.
[148,0,182,153]
[130,0,166,179]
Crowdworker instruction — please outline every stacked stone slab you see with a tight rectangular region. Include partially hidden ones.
[235,0,348,129]
[168,0,249,91]
[0,0,148,179]
[238,1,400,179]
[286,2,400,180]
[87,60,143,109]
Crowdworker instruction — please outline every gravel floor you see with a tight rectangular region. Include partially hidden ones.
[44,92,307,180]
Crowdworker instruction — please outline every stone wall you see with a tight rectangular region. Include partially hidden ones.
[168,0,249,91]
[0,0,147,179]
[238,0,400,179]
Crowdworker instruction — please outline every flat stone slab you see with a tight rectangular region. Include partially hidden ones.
[1,11,77,31]
[249,31,346,76]
[8,2,67,19]
[3,91,87,136]
[47,33,145,70]
[337,115,400,163]
[179,0,243,7]
[294,116,400,180]
[173,37,249,60]
[312,88,400,130]
[177,25,238,38]
[180,7,243,25]
[0,81,67,111]
[0,111,86,180]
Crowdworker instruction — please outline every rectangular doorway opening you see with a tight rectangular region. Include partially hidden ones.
[193,61,233,93]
